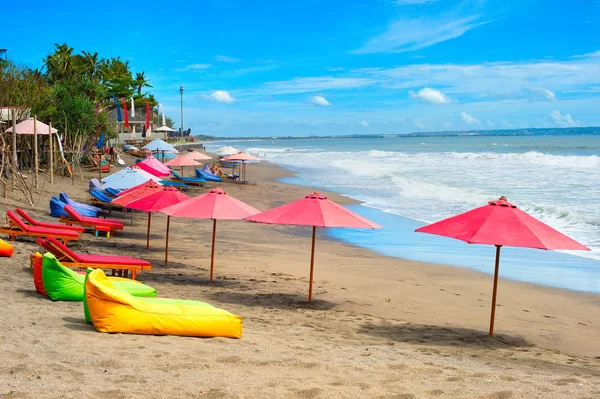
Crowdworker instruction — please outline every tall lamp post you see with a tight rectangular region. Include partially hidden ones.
[179,85,184,137]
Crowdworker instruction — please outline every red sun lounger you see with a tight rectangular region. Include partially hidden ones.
[15,208,84,233]
[60,204,124,233]
[37,237,152,280]
[0,211,79,244]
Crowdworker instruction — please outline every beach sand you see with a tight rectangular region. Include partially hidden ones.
[0,156,599,398]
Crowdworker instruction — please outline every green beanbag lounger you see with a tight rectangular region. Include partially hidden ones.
[42,253,156,302]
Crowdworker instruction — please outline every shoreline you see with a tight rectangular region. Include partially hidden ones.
[0,155,598,397]
[263,159,600,297]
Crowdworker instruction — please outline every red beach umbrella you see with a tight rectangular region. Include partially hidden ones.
[160,188,260,279]
[415,196,590,336]
[223,152,259,182]
[116,180,160,197]
[110,181,163,206]
[245,192,382,301]
[164,156,201,177]
[123,187,190,254]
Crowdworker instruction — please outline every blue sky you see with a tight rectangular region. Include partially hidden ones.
[3,0,600,136]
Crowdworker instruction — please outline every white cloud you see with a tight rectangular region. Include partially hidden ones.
[261,77,373,95]
[353,14,490,54]
[361,57,600,100]
[209,90,236,104]
[415,121,425,128]
[310,96,331,106]
[409,87,452,104]
[528,87,556,101]
[486,119,494,128]
[358,120,369,127]
[185,63,211,70]
[394,0,437,4]
[460,111,481,126]
[215,55,239,63]
[550,110,579,127]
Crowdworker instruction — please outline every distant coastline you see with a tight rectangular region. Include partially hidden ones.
[197,126,600,141]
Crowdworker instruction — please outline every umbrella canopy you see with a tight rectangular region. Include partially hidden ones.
[245,192,381,301]
[116,180,161,197]
[100,167,160,190]
[5,118,58,135]
[137,155,171,177]
[161,188,261,279]
[154,125,176,132]
[111,181,164,206]
[415,196,590,336]
[164,156,201,167]
[185,151,213,161]
[223,152,259,182]
[216,146,239,156]
[123,187,190,251]
[222,152,259,162]
[143,138,178,153]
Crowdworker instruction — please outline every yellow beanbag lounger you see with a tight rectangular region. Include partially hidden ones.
[86,269,243,338]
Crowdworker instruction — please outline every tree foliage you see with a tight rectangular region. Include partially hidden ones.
[1,42,156,143]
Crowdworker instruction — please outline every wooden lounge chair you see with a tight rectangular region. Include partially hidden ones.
[15,208,85,234]
[59,204,124,234]
[170,170,206,186]
[37,237,152,280]
[0,211,79,244]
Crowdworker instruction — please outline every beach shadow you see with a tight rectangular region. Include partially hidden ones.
[16,288,45,299]
[142,271,243,288]
[357,322,533,350]
[62,316,95,332]
[205,291,337,310]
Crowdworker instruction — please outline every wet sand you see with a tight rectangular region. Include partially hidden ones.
[0,154,599,398]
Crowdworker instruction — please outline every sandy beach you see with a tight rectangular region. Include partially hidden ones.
[0,156,599,398]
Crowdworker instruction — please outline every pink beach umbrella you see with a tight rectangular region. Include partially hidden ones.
[415,196,590,336]
[137,155,172,177]
[164,155,201,177]
[222,152,259,182]
[245,192,382,301]
[185,151,212,161]
[161,188,260,280]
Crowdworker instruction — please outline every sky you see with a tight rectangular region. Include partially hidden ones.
[2,0,600,137]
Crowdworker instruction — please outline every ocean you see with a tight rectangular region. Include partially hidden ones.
[205,134,600,294]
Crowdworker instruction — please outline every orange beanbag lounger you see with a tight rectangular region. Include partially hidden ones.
[0,238,14,257]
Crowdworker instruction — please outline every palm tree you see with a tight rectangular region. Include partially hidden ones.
[134,71,152,95]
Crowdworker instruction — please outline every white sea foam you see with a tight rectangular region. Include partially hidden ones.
[243,144,600,261]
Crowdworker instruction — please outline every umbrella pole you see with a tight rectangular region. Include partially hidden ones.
[489,245,502,337]
[165,216,170,266]
[210,219,217,282]
[146,212,152,250]
[308,226,316,302]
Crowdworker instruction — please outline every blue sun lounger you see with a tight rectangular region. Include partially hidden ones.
[195,167,222,182]
[170,171,206,186]
[104,187,121,197]
[159,180,190,190]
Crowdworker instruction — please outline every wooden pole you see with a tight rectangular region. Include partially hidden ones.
[210,219,217,282]
[146,212,152,250]
[489,245,502,337]
[11,111,16,190]
[308,226,316,302]
[49,122,54,184]
[33,117,38,189]
[164,216,170,266]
